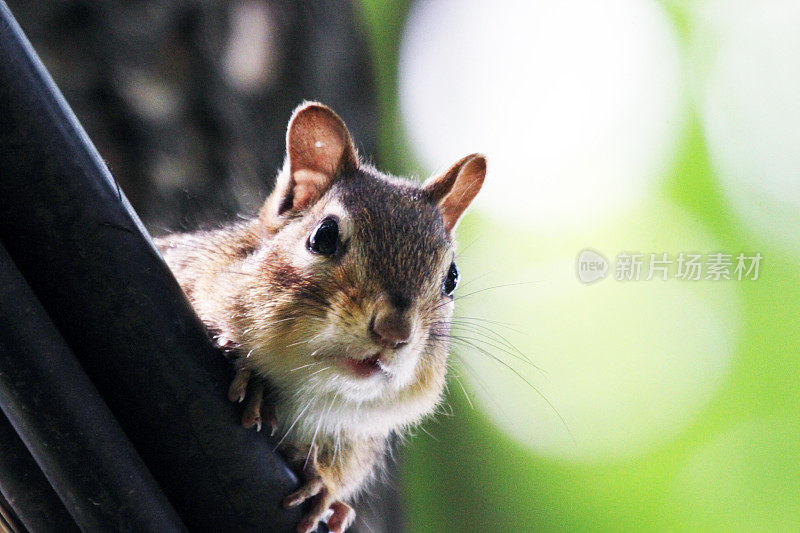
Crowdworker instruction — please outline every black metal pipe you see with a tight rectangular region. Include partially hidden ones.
[0,412,78,533]
[0,2,304,531]
[0,494,23,533]
[0,243,184,532]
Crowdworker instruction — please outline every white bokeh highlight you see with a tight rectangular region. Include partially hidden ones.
[399,0,683,230]
[690,0,800,254]
[454,202,739,461]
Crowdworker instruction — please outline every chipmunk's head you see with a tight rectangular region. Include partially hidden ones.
[246,102,484,432]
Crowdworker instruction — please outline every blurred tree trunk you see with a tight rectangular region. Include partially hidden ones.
[6,0,378,233]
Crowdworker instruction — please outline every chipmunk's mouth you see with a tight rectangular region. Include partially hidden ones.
[338,353,384,378]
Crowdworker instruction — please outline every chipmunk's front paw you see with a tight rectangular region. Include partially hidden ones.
[283,476,355,533]
[327,501,356,533]
[228,368,277,435]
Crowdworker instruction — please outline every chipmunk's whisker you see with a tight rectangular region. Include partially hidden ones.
[290,361,321,372]
[274,399,313,451]
[449,331,546,376]
[284,338,309,348]
[430,280,542,313]
[305,386,341,470]
[453,315,521,330]
[449,339,574,443]
[449,352,514,428]
[308,366,330,377]
[452,373,474,410]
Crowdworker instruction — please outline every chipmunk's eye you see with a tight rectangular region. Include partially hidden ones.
[309,217,339,255]
[443,262,459,296]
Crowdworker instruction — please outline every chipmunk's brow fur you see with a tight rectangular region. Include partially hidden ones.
[334,165,450,302]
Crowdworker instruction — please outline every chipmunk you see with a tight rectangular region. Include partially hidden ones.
[156,102,485,533]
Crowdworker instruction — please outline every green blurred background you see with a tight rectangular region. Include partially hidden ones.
[359,0,800,531]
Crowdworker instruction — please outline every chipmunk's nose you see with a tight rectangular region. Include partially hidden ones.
[370,294,412,348]
[370,312,412,348]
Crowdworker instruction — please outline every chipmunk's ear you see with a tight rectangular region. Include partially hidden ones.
[265,102,357,219]
[422,153,486,232]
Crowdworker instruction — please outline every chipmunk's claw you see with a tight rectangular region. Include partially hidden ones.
[296,516,320,533]
[228,367,250,403]
[242,380,265,429]
[243,412,262,432]
[231,370,278,433]
[263,401,278,436]
[291,492,354,533]
[283,476,323,508]
[292,488,334,533]
[327,501,355,533]
[285,451,356,533]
